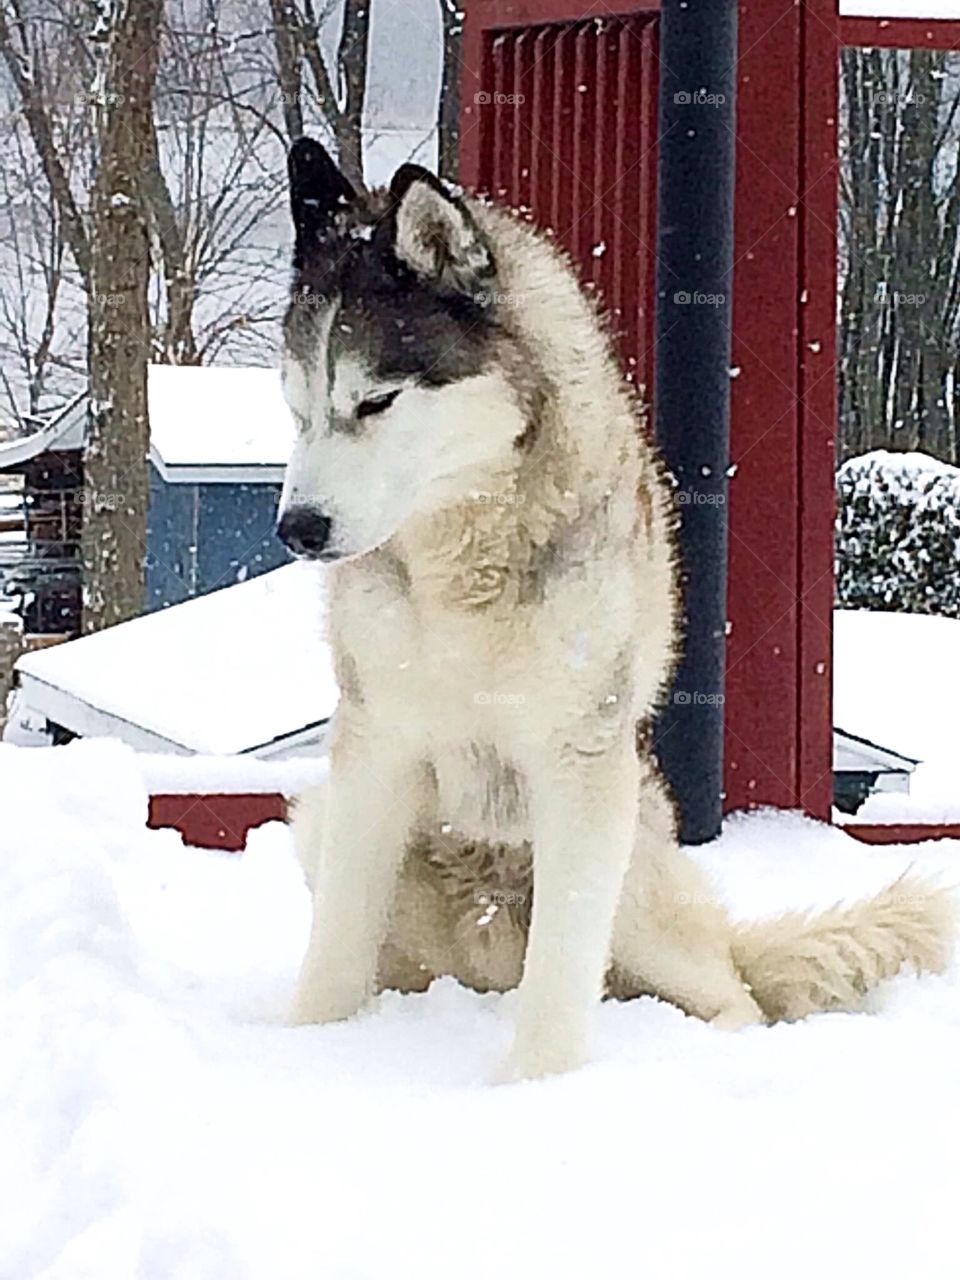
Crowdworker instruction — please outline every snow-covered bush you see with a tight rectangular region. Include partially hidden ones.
[836,450,960,617]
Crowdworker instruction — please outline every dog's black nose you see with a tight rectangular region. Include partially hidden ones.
[277,507,333,558]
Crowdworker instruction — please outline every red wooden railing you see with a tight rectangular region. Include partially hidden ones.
[148,793,288,852]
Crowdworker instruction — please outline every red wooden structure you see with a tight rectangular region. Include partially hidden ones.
[461,0,838,819]
[457,1,960,835]
[837,11,960,846]
[153,4,960,852]
[148,793,287,853]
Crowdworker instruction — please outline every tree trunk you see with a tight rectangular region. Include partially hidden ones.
[83,0,163,634]
[270,0,305,140]
[334,0,370,189]
[838,46,960,466]
[438,0,463,182]
[0,7,92,291]
[141,112,198,365]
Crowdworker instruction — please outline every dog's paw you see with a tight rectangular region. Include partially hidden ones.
[492,1033,589,1084]
[708,989,764,1031]
[289,982,367,1027]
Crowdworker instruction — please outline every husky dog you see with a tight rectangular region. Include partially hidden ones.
[278,138,953,1081]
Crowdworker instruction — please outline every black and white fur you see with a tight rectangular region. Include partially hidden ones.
[279,139,953,1082]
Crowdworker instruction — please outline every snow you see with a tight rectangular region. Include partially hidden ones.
[0,392,86,468]
[0,366,296,480]
[14,563,337,756]
[362,128,436,188]
[835,609,960,822]
[147,365,295,471]
[137,751,326,796]
[3,739,960,1279]
[843,448,960,489]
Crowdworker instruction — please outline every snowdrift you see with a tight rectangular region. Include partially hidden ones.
[2,739,960,1279]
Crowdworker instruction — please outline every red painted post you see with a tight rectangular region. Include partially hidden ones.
[797,0,839,818]
[724,0,804,812]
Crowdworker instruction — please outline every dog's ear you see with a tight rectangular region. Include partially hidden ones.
[389,164,496,304]
[288,137,357,265]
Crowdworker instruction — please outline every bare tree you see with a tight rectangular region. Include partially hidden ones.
[83,0,163,632]
[0,3,92,291]
[839,47,960,465]
[0,2,94,424]
[270,0,305,139]
[142,106,198,365]
[0,0,295,418]
[333,0,370,186]
[438,0,463,182]
[147,2,291,367]
[0,130,73,428]
[268,0,370,186]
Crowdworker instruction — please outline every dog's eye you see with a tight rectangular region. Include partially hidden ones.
[356,389,401,420]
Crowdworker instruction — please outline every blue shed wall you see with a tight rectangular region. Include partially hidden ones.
[146,465,289,611]
[146,466,198,609]
[197,482,288,595]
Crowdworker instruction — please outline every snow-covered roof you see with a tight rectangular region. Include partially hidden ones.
[0,368,296,484]
[15,562,337,757]
[833,609,960,763]
[0,392,86,469]
[147,365,295,483]
[834,609,960,823]
[833,728,918,775]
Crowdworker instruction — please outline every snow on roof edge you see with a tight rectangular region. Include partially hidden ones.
[14,563,336,756]
[0,391,86,468]
[833,726,919,769]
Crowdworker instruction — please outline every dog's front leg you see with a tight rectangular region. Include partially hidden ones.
[291,716,423,1026]
[499,743,637,1081]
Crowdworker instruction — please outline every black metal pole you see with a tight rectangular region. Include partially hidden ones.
[653,0,738,845]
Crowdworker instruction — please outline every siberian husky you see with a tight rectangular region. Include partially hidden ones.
[278,138,953,1081]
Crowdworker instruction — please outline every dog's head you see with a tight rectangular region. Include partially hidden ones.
[277,139,527,562]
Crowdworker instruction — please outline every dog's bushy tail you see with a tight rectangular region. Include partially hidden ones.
[730,875,955,1022]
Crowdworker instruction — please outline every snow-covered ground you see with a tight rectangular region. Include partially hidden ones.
[835,609,960,822]
[4,738,960,1279]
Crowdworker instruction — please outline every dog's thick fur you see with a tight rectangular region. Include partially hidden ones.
[279,140,954,1081]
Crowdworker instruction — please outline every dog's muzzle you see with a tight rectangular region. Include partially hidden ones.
[277,506,335,560]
